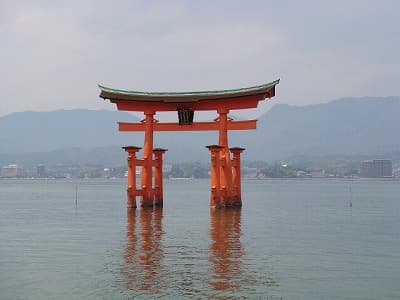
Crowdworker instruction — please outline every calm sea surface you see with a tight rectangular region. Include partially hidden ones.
[0,178,399,299]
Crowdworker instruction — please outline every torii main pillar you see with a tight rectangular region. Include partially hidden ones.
[141,111,155,207]
[99,79,279,209]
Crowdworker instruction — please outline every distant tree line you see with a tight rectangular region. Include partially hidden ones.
[167,162,209,178]
[2,158,366,179]
[259,162,297,178]
[165,160,362,179]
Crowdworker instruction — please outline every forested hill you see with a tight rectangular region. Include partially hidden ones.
[233,96,400,160]
[0,96,399,165]
[0,109,140,154]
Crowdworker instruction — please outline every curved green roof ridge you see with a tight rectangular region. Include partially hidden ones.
[98,79,279,98]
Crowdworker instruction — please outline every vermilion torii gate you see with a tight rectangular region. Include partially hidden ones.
[99,79,279,209]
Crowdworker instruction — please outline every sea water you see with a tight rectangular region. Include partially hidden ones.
[0,178,399,299]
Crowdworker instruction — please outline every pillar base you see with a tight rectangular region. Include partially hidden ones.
[140,199,155,208]
[210,196,242,209]
[127,188,137,209]
[154,198,163,208]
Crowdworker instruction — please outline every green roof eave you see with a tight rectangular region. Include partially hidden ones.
[98,79,279,103]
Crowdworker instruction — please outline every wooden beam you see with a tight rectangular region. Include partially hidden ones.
[113,94,265,112]
[118,120,257,132]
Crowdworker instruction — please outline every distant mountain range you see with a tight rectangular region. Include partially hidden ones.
[1,96,399,166]
[235,96,400,161]
[0,109,139,153]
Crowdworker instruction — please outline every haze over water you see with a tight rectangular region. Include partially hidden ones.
[1,178,399,299]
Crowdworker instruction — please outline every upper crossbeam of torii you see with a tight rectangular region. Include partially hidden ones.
[99,79,279,209]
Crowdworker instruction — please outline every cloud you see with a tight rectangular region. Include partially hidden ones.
[0,1,399,118]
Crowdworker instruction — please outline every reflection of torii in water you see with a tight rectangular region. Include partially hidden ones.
[124,209,163,292]
[123,208,244,295]
[209,209,280,296]
[123,208,279,297]
[99,80,279,209]
[209,208,243,292]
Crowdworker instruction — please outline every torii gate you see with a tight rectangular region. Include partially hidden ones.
[99,79,279,209]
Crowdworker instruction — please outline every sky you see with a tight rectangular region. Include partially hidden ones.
[1,0,399,119]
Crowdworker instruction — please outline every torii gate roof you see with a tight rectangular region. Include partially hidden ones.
[99,79,279,104]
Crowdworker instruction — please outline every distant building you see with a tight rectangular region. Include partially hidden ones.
[360,159,392,178]
[1,164,21,178]
[296,170,312,178]
[393,167,400,178]
[311,169,325,178]
[36,164,46,177]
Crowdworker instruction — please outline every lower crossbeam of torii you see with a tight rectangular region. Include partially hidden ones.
[98,79,279,209]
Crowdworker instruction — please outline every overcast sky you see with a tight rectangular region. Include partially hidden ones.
[1,0,399,119]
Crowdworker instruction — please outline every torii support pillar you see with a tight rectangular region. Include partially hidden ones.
[123,146,142,209]
[207,145,224,208]
[153,148,167,207]
[230,147,245,207]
